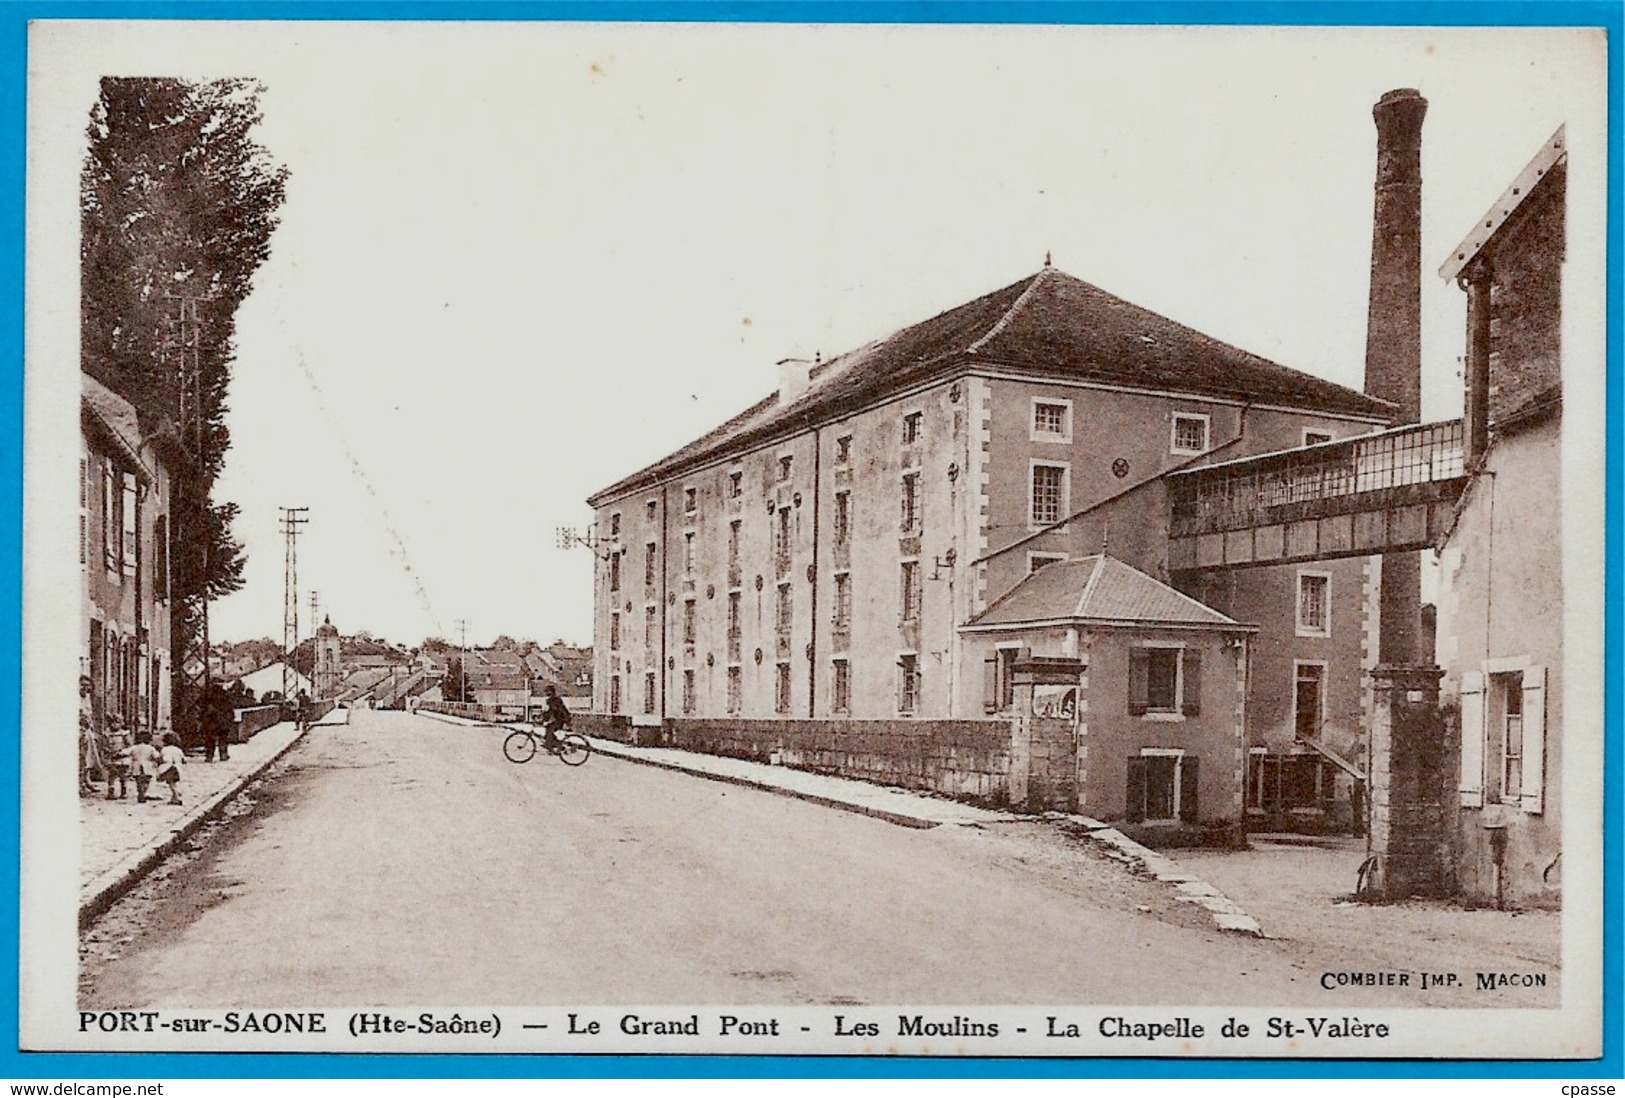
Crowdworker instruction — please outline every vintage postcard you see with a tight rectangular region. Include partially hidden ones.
[18,16,1611,1064]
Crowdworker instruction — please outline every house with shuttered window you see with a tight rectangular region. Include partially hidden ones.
[81,373,176,753]
[962,554,1253,825]
[1434,127,1567,907]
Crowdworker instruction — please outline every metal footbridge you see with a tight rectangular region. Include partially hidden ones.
[1167,419,1468,572]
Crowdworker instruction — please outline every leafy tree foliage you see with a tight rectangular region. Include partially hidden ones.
[82,77,288,739]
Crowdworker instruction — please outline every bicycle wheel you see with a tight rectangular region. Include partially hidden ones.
[503,730,538,764]
[556,732,591,767]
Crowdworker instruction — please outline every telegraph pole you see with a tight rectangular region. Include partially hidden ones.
[454,618,471,704]
[281,507,309,701]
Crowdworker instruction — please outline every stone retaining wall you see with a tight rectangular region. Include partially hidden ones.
[665,718,1015,807]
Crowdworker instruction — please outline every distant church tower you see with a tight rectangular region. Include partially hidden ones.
[314,615,342,699]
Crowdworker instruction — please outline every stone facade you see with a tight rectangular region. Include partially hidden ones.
[588,268,1392,827]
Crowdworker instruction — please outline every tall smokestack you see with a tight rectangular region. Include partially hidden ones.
[1366,88,1427,667]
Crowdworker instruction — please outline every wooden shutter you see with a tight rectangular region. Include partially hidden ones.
[1519,665,1547,815]
[1128,649,1149,715]
[121,473,137,576]
[103,459,117,572]
[1458,671,1486,807]
[1181,649,1202,717]
[1125,757,1148,822]
[983,654,999,713]
[1179,756,1199,822]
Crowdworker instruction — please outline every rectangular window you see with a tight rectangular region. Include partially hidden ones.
[834,491,851,545]
[643,672,657,715]
[153,515,168,601]
[682,669,695,714]
[645,542,657,586]
[776,582,792,632]
[778,454,794,482]
[728,520,741,570]
[898,653,920,713]
[833,572,851,628]
[775,507,792,572]
[609,551,621,593]
[775,662,792,713]
[1031,463,1067,527]
[610,675,622,714]
[609,512,621,537]
[727,592,741,638]
[646,499,658,522]
[1462,665,1547,812]
[902,411,922,445]
[1032,399,1071,441]
[683,599,696,645]
[684,531,696,575]
[1294,662,1326,740]
[610,612,621,650]
[684,487,697,514]
[1304,430,1333,447]
[727,666,741,714]
[901,473,920,531]
[1129,646,1201,717]
[835,435,853,465]
[1126,750,1196,824]
[1146,648,1178,711]
[983,646,1018,712]
[832,658,850,713]
[1297,572,1330,636]
[1487,670,1528,804]
[900,560,921,621]
[644,606,657,649]
[1172,413,1210,455]
[728,470,743,498]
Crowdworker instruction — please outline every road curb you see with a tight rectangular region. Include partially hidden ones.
[1051,815,1267,937]
[78,726,311,929]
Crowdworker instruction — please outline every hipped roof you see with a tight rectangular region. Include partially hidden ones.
[591,267,1394,504]
[964,555,1252,632]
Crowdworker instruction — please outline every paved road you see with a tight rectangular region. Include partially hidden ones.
[82,709,1336,1008]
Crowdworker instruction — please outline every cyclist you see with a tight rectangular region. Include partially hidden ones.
[538,684,571,753]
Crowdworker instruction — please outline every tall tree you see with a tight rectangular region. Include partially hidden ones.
[82,77,288,743]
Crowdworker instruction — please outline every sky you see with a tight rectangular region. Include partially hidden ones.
[28,18,1606,650]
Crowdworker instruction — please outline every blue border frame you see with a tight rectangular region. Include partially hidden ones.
[3,0,1618,1080]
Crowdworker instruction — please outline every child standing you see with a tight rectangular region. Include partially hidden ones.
[101,717,130,800]
[127,732,159,804]
[157,733,185,806]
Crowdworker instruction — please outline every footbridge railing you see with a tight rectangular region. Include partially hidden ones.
[1167,419,1468,571]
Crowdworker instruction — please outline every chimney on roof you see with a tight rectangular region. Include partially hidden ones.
[777,356,813,407]
[1365,87,1427,667]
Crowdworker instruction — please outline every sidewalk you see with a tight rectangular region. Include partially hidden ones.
[422,711,1263,936]
[78,707,348,927]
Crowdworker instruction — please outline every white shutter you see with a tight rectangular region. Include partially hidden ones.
[1458,671,1486,807]
[1519,665,1547,815]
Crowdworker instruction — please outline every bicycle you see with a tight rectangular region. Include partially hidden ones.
[503,726,591,767]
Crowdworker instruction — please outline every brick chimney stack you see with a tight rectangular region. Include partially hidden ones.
[1366,88,1427,667]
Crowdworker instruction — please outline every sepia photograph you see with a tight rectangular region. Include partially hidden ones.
[16,14,1611,1065]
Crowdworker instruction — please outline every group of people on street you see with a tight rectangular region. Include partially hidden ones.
[78,676,186,805]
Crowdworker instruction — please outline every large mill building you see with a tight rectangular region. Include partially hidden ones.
[587,261,1395,828]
